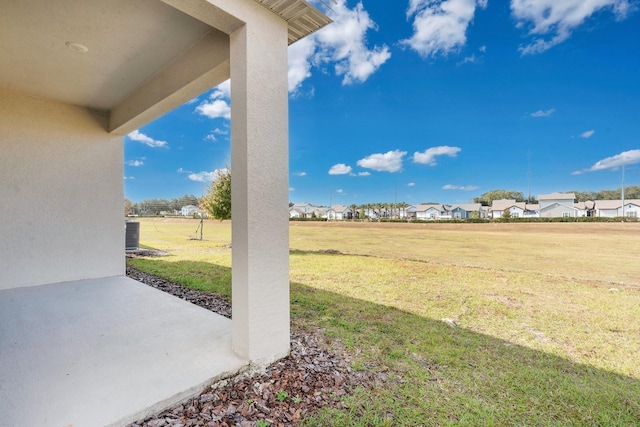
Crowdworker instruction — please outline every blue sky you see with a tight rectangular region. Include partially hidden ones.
[124,0,640,206]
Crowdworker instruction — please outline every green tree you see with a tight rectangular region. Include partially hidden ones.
[475,190,525,206]
[201,169,231,220]
[502,208,512,220]
[626,185,640,199]
[124,198,133,216]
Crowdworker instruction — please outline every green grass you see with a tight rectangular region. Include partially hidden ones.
[127,218,640,426]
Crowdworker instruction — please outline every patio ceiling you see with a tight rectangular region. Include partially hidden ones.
[0,0,217,111]
[0,0,330,133]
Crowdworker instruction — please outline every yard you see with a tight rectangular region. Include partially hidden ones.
[128,218,640,425]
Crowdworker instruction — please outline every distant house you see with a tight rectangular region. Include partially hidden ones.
[288,207,306,218]
[574,201,595,217]
[490,199,523,218]
[289,202,317,218]
[523,203,539,218]
[538,192,577,218]
[181,205,202,217]
[289,202,313,218]
[414,204,448,220]
[311,206,328,218]
[595,199,640,218]
[621,200,640,218]
[325,204,353,220]
[450,203,484,219]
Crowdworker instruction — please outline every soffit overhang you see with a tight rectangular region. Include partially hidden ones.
[254,0,332,44]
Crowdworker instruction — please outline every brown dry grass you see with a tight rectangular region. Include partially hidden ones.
[290,221,640,286]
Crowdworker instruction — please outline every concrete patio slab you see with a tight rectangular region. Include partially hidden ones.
[0,276,249,427]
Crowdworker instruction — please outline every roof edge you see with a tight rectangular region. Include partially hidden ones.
[254,0,332,44]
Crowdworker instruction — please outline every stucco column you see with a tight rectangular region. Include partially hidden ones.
[230,17,290,363]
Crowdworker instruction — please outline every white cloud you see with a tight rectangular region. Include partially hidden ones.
[215,80,231,98]
[289,187,296,192]
[195,81,231,119]
[580,130,595,138]
[187,168,229,182]
[329,163,353,175]
[288,37,316,93]
[572,149,640,175]
[293,171,307,177]
[442,184,480,190]
[196,99,230,120]
[205,128,228,142]
[287,1,390,92]
[408,182,416,187]
[402,0,486,57]
[357,150,407,172]
[177,167,193,174]
[316,1,391,85]
[479,45,487,52]
[511,0,633,55]
[530,108,555,117]
[413,146,461,165]
[125,160,144,167]
[357,171,371,176]
[458,54,477,65]
[336,189,344,194]
[127,130,168,148]
[124,176,135,180]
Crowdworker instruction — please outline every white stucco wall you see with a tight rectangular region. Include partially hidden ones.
[597,209,618,218]
[0,89,124,290]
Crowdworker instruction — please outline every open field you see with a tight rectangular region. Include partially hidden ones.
[128,218,640,425]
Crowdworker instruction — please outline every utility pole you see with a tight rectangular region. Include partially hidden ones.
[622,162,626,219]
[527,151,532,203]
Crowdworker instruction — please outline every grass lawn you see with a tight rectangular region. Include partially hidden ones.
[128,218,640,426]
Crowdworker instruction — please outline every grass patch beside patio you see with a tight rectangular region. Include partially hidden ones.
[127,218,640,425]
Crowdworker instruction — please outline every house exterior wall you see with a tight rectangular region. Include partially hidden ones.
[0,89,124,290]
[540,204,575,218]
[415,210,433,219]
[597,208,619,217]
[623,204,640,217]
[451,208,465,219]
[539,197,574,211]
[509,206,525,218]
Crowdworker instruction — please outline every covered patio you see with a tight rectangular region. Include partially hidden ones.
[0,0,330,425]
[0,276,246,426]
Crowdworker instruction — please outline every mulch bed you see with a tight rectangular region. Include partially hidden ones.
[126,267,374,427]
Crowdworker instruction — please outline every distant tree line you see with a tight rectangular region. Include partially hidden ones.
[568,186,640,202]
[474,190,530,206]
[125,194,200,216]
